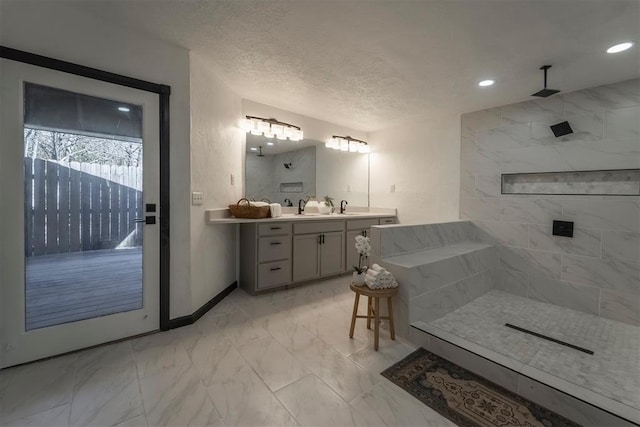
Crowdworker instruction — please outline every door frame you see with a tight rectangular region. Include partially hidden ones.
[0,46,171,331]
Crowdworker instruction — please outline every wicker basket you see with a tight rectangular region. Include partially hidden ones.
[228,198,271,219]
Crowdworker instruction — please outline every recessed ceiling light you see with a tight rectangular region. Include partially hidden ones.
[478,79,495,87]
[250,147,257,151]
[267,142,274,146]
[607,42,634,53]
[118,106,130,112]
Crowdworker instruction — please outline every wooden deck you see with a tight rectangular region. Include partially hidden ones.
[25,248,142,330]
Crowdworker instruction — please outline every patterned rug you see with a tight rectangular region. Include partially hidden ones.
[381,348,580,427]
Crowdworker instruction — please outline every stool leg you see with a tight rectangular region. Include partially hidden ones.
[387,296,395,340]
[349,292,360,338]
[374,297,380,351]
[367,296,372,329]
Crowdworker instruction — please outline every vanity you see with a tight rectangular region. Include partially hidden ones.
[231,214,396,294]
[207,132,396,294]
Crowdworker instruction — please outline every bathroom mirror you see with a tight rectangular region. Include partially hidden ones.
[245,134,369,207]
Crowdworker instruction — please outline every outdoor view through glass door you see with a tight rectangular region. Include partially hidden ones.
[0,58,159,368]
[23,83,145,330]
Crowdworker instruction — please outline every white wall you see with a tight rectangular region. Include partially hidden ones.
[189,53,244,312]
[0,1,193,318]
[368,113,461,224]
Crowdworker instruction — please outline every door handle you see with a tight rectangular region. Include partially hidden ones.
[134,216,156,224]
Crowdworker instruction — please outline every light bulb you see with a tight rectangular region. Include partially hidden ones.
[270,124,284,137]
[257,120,271,134]
[340,140,349,151]
[349,142,358,152]
[240,118,254,132]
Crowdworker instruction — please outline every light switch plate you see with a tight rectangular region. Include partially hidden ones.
[192,192,204,206]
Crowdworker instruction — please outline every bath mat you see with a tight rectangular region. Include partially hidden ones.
[381,348,579,427]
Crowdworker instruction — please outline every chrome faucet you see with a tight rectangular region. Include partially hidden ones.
[284,198,293,207]
[298,199,306,215]
[340,200,348,214]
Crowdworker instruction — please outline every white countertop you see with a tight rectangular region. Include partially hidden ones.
[206,208,396,224]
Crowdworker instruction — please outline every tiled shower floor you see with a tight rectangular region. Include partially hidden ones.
[426,290,640,416]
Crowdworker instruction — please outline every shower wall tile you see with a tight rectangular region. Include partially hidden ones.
[562,199,640,232]
[562,255,640,294]
[500,97,563,124]
[563,139,640,170]
[474,175,501,197]
[500,146,564,173]
[411,252,477,295]
[602,231,640,263]
[460,78,640,324]
[529,224,601,257]
[460,197,500,221]
[604,106,640,140]
[496,268,528,297]
[563,79,640,115]
[600,289,640,326]
[409,271,491,323]
[474,220,529,248]
[477,124,532,152]
[500,198,562,225]
[528,275,600,316]
[499,246,561,278]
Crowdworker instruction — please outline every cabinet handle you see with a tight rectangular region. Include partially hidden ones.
[321,234,325,244]
[270,267,282,271]
[270,241,282,245]
[270,226,282,230]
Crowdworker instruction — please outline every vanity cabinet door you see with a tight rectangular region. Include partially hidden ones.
[320,231,345,276]
[292,234,320,282]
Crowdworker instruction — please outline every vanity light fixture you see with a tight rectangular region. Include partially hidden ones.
[325,135,370,154]
[240,116,303,141]
[607,42,634,53]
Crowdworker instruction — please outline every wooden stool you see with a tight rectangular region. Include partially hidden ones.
[349,282,398,351]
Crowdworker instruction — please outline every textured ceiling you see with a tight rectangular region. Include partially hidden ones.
[37,0,640,131]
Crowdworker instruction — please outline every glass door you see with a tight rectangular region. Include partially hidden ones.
[0,59,160,368]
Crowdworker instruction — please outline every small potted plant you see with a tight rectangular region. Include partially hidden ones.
[353,235,371,285]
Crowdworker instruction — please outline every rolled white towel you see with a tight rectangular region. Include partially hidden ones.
[269,203,282,218]
[249,201,269,207]
[366,269,382,279]
[370,264,385,272]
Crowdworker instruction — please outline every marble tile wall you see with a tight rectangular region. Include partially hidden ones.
[370,221,498,337]
[461,78,640,326]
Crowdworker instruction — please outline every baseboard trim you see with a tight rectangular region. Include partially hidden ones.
[169,281,238,329]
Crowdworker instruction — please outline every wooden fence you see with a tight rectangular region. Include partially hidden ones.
[24,158,143,257]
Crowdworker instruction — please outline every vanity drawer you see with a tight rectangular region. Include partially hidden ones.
[379,217,397,225]
[258,223,291,236]
[258,260,291,290]
[346,218,379,230]
[293,221,345,235]
[258,236,291,262]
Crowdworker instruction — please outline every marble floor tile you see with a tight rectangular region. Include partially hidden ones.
[0,354,77,424]
[196,309,270,348]
[140,364,220,427]
[206,361,297,427]
[292,334,379,402]
[4,403,70,427]
[301,306,372,357]
[236,336,309,392]
[349,340,417,376]
[188,337,248,387]
[350,380,456,427]
[69,360,143,427]
[275,374,357,427]
[132,330,192,379]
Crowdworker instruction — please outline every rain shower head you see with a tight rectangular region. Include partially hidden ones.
[531,65,560,98]
[256,146,265,157]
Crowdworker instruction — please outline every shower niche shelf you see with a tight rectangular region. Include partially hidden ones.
[501,169,640,196]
